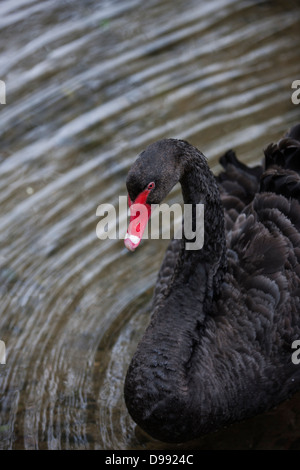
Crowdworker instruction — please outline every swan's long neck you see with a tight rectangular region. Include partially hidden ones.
[168,144,227,305]
[124,144,228,441]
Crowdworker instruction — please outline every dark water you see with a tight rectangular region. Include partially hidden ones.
[0,0,300,450]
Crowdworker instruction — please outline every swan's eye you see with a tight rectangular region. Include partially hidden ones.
[147,182,155,190]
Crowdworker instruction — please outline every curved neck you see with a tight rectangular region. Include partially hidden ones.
[168,143,227,304]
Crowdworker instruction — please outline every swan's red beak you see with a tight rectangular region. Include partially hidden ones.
[125,189,152,252]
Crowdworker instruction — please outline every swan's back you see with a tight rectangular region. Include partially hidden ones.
[218,124,300,225]
[210,125,300,408]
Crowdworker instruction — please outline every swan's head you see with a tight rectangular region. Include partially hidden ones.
[125,139,183,251]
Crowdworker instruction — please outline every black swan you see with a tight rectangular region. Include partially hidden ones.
[123,124,300,443]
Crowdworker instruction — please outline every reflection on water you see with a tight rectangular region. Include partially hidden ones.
[0,0,300,450]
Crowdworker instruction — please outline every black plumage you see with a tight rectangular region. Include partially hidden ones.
[124,124,300,443]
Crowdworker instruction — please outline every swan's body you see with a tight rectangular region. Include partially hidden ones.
[124,125,300,443]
